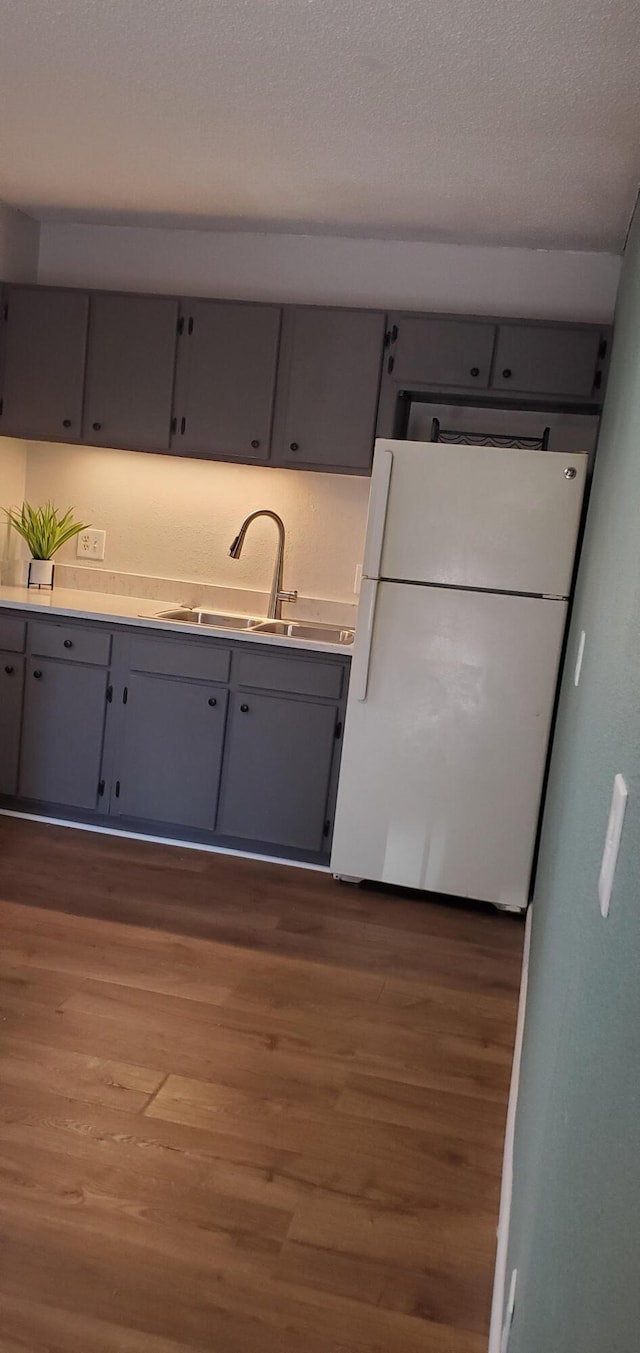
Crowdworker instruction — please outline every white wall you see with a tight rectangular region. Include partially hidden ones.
[38,222,621,320]
[0,200,40,576]
[0,200,40,283]
[25,442,369,606]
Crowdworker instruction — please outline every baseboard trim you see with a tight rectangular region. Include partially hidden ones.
[0,808,330,874]
[489,903,533,1353]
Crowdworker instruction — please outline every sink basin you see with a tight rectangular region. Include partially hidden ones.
[253,619,355,645]
[152,608,262,629]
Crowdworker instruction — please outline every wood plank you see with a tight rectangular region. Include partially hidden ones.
[0,814,522,1350]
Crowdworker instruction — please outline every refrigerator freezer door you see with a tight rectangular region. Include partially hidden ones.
[376,439,588,597]
[331,581,567,908]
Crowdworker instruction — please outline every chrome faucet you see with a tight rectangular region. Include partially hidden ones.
[228,510,298,620]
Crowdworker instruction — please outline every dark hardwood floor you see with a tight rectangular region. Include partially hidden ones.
[0,816,523,1352]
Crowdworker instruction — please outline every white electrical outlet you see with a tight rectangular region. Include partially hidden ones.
[599,774,628,918]
[77,529,106,561]
[574,630,586,686]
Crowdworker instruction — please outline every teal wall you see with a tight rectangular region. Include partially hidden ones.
[506,205,640,1352]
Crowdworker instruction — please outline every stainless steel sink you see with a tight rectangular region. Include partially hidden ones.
[149,608,355,645]
[152,608,262,629]
[252,619,355,645]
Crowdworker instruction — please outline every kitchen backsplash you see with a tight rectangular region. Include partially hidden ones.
[3,440,369,609]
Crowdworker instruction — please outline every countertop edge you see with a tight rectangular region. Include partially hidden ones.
[0,590,353,657]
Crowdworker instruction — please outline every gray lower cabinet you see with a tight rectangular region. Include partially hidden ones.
[1,611,348,859]
[217,691,339,852]
[271,306,385,473]
[171,299,282,461]
[111,672,229,829]
[18,657,109,809]
[0,655,25,796]
[83,293,179,450]
[0,285,89,440]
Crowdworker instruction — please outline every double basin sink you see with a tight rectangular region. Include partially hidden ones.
[151,608,355,647]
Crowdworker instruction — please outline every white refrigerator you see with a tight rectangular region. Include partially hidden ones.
[331,439,588,911]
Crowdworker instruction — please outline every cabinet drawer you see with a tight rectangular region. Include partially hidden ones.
[234,649,344,699]
[0,615,26,652]
[29,621,112,666]
[129,635,231,683]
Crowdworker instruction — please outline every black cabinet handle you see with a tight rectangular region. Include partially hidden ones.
[502,368,512,379]
[92,421,102,431]
[4,664,14,675]
[33,669,42,679]
[240,703,249,713]
[289,442,299,452]
[470,367,479,378]
[170,416,177,435]
[63,639,73,649]
[208,696,217,707]
[62,418,72,428]
[180,416,186,435]
[115,780,121,798]
[251,439,260,449]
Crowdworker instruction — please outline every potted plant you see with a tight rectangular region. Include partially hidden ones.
[4,502,90,589]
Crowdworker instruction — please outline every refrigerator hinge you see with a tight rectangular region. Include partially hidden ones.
[542,594,564,601]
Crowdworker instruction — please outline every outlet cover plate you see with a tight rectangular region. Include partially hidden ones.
[77,529,106,561]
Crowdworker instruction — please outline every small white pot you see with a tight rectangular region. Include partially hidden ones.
[28,558,55,589]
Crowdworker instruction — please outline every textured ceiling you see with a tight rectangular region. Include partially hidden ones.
[0,0,638,250]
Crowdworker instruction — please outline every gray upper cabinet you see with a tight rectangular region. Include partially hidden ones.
[0,654,25,796]
[18,657,109,809]
[217,691,338,851]
[0,286,89,440]
[83,294,179,450]
[388,315,496,389]
[111,671,229,830]
[271,307,385,474]
[491,325,604,398]
[171,299,281,461]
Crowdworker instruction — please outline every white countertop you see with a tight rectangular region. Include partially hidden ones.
[0,585,353,656]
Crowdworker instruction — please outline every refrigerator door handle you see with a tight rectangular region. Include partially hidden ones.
[351,578,378,702]
[362,448,393,579]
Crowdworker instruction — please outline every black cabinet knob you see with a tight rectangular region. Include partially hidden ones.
[63,639,73,649]
[251,439,260,449]
[33,669,42,679]
[4,664,14,675]
[208,696,217,707]
[240,703,249,713]
[92,421,102,431]
[470,367,479,378]
[62,418,72,428]
[289,442,299,452]
[502,368,512,379]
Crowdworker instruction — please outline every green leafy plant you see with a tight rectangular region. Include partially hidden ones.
[4,502,90,560]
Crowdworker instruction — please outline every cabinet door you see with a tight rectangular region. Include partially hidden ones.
[491,325,602,397]
[0,286,89,440]
[218,692,338,851]
[0,654,25,796]
[172,300,281,460]
[388,315,496,389]
[112,673,228,830]
[18,659,108,809]
[83,294,179,450]
[272,307,385,473]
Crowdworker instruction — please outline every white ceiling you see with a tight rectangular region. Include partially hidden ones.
[0,0,638,251]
